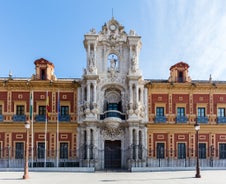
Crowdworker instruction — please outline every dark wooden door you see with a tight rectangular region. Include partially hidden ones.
[104,140,121,169]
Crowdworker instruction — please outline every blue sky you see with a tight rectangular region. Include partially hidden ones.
[0,0,226,80]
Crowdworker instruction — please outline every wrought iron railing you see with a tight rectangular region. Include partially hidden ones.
[59,115,70,122]
[35,115,46,122]
[197,116,208,123]
[155,116,167,123]
[100,110,126,120]
[217,117,226,124]
[12,115,26,122]
[0,115,3,122]
[176,116,188,123]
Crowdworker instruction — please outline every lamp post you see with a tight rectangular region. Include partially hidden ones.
[194,121,201,178]
[23,121,30,179]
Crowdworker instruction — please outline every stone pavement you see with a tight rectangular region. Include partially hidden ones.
[0,170,226,184]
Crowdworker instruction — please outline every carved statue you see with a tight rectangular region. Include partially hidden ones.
[110,57,116,70]
[131,54,137,72]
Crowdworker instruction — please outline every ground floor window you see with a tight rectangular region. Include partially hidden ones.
[219,143,226,159]
[157,143,165,159]
[15,142,24,159]
[60,143,68,159]
[199,143,206,159]
[178,143,186,159]
[37,142,45,159]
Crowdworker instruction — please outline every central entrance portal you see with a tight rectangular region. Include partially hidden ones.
[104,140,121,169]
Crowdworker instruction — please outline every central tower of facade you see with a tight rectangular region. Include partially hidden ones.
[78,18,148,170]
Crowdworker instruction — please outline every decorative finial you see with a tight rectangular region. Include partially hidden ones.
[209,74,212,82]
[112,8,114,19]
[9,70,12,79]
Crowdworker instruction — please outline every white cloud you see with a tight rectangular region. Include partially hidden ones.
[141,0,226,80]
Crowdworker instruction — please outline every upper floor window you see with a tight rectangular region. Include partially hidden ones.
[218,108,225,117]
[16,105,24,115]
[39,106,46,115]
[178,71,184,82]
[108,54,118,71]
[156,107,164,117]
[61,106,69,115]
[177,107,185,117]
[198,107,205,117]
[41,69,46,80]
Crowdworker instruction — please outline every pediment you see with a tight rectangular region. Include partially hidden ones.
[34,58,54,67]
[170,61,189,71]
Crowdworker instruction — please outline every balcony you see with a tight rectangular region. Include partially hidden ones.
[155,116,167,123]
[100,110,126,120]
[217,117,226,124]
[176,116,188,123]
[12,115,26,122]
[35,115,46,122]
[59,115,70,122]
[100,110,126,129]
[197,116,208,123]
[0,115,3,122]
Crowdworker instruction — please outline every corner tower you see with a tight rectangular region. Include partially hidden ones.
[78,18,148,170]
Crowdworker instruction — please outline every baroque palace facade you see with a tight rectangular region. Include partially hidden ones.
[1,18,226,170]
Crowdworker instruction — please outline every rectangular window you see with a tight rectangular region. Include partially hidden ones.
[37,142,45,159]
[39,106,46,115]
[219,143,226,159]
[0,142,2,159]
[60,143,68,159]
[156,107,164,117]
[178,143,186,159]
[198,107,205,117]
[156,143,165,159]
[16,105,24,115]
[0,105,2,114]
[218,108,225,117]
[15,142,24,159]
[61,106,69,115]
[177,107,185,117]
[199,143,206,159]
[41,69,46,80]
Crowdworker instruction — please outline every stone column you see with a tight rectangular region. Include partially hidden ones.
[86,128,90,160]
[93,81,97,104]
[135,129,139,160]
[135,84,139,106]
[87,82,91,105]
[129,127,133,159]
[87,44,90,68]
[129,83,133,104]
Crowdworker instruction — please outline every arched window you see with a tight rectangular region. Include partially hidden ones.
[108,53,118,71]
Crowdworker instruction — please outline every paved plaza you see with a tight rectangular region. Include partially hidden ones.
[0,170,226,184]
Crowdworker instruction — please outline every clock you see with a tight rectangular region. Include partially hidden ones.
[110,24,116,31]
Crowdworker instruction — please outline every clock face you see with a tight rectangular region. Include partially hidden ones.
[110,24,116,31]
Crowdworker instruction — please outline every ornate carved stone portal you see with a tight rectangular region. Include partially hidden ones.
[78,17,148,170]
